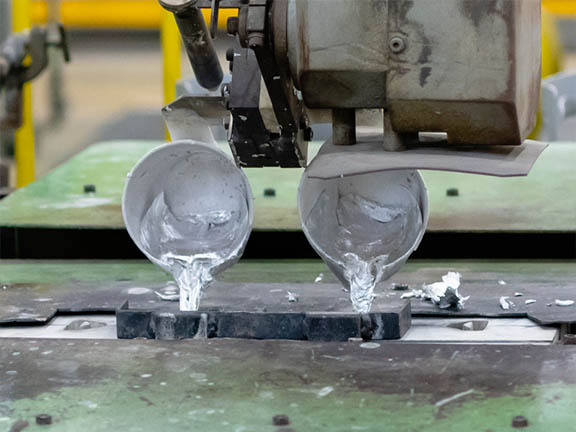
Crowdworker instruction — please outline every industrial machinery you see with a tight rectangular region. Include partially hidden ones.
[4,2,576,430]
[159,0,544,168]
[0,23,69,130]
[122,0,550,322]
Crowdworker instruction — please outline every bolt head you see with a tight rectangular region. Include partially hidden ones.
[83,184,96,194]
[446,188,459,197]
[273,414,290,426]
[36,414,53,425]
[512,416,529,428]
[389,36,406,54]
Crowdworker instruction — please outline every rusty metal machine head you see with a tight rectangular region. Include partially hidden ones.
[160,0,545,173]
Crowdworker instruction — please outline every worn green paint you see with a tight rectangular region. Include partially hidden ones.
[2,259,576,285]
[4,379,575,432]
[0,338,575,432]
[0,140,574,232]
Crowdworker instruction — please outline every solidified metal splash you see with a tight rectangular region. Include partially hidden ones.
[401,272,469,310]
[342,253,388,314]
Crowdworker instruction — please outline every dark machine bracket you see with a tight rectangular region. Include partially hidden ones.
[160,0,311,168]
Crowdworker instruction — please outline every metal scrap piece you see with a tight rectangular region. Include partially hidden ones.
[421,272,469,310]
[500,296,512,310]
[555,300,575,307]
[400,272,468,310]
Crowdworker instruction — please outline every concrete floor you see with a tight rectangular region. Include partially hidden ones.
[18,30,576,179]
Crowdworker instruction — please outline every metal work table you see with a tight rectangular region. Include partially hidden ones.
[0,259,575,431]
[1,141,576,430]
[2,337,576,432]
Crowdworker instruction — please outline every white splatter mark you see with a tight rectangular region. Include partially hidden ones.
[360,343,380,349]
[556,300,575,307]
[500,297,512,310]
[435,389,475,407]
[127,287,151,295]
[286,291,298,303]
[317,386,334,398]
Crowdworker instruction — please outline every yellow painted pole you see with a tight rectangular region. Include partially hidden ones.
[161,9,181,141]
[13,0,35,187]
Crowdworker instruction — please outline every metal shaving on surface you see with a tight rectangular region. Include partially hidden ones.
[500,296,512,310]
[286,291,299,303]
[525,299,536,305]
[435,389,475,408]
[498,280,507,286]
[555,299,575,307]
[155,291,179,302]
[314,273,324,283]
[514,292,524,297]
[400,272,469,310]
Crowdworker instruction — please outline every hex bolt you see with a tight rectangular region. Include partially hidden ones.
[36,414,53,425]
[446,188,459,197]
[83,184,96,194]
[273,414,290,426]
[512,416,529,428]
[389,36,406,54]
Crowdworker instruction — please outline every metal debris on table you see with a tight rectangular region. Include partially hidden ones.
[400,272,469,310]
[525,299,537,305]
[314,273,324,283]
[286,291,299,303]
[500,296,513,310]
[555,300,575,307]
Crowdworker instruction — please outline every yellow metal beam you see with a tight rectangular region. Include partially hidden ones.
[161,10,181,141]
[543,0,576,16]
[32,0,238,29]
[13,0,36,188]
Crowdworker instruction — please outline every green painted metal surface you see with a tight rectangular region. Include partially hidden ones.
[1,338,576,431]
[0,140,574,232]
[2,259,576,285]
[1,260,576,430]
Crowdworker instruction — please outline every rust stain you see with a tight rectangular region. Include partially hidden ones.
[419,67,432,87]
[460,0,500,27]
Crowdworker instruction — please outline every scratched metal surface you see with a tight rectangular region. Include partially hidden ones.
[1,338,576,431]
[2,260,576,326]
